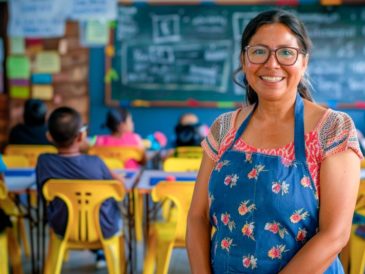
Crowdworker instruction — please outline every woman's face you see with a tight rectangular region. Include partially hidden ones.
[122,114,134,133]
[242,23,308,101]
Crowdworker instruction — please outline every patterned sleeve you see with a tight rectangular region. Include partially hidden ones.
[319,110,363,160]
[201,111,234,162]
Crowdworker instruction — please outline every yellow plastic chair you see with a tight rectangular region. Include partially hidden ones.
[163,157,201,172]
[0,180,24,274]
[175,146,203,158]
[2,155,31,168]
[42,179,126,274]
[101,157,125,169]
[4,145,57,167]
[89,146,144,164]
[143,181,195,274]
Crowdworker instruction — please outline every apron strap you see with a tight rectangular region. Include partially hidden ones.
[294,94,306,163]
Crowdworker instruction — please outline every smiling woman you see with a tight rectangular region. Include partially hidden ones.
[187,9,362,274]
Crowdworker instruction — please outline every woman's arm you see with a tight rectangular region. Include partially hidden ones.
[186,152,215,274]
[280,149,360,274]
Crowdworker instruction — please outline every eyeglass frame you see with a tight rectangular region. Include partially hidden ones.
[244,45,307,66]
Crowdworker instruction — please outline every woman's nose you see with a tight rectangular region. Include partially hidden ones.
[264,52,280,68]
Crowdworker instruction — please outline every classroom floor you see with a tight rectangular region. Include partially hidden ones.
[21,234,191,274]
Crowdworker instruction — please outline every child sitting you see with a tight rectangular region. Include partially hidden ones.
[36,107,124,268]
[95,108,146,168]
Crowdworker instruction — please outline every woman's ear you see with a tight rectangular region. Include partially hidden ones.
[46,132,53,143]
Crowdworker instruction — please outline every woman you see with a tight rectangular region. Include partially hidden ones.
[186,9,362,274]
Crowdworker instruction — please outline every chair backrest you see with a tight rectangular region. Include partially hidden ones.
[43,179,125,243]
[101,157,124,169]
[0,180,7,200]
[356,179,365,212]
[175,146,203,158]
[2,155,31,168]
[89,146,144,164]
[163,157,201,172]
[5,145,57,167]
[151,181,195,242]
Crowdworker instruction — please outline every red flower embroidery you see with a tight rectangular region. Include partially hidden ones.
[290,209,309,224]
[245,153,252,163]
[300,176,311,188]
[221,238,233,251]
[212,214,218,226]
[268,245,287,259]
[272,183,281,194]
[296,228,307,242]
[248,168,258,179]
[265,222,288,239]
[238,200,256,216]
[242,222,255,240]
[221,213,230,225]
[242,255,257,269]
[223,174,239,188]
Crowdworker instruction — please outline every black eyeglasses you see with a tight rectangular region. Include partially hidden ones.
[245,45,306,66]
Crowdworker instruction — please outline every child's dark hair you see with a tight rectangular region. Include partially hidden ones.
[105,108,130,133]
[48,107,82,148]
[24,99,47,126]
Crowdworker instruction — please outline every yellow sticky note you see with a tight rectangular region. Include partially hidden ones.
[10,37,25,54]
[7,55,30,79]
[35,51,61,73]
[32,85,53,100]
[10,86,29,98]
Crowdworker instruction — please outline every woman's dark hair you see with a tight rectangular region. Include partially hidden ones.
[24,99,47,126]
[104,108,130,133]
[233,9,313,104]
[48,107,82,148]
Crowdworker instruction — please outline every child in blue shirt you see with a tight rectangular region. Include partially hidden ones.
[36,107,124,268]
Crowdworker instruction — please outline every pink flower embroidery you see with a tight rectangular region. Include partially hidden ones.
[272,181,289,195]
[224,174,239,188]
[290,209,309,224]
[281,157,292,167]
[215,160,229,172]
[221,238,233,251]
[221,213,230,225]
[247,164,265,180]
[296,228,307,242]
[242,255,257,269]
[245,153,252,163]
[264,222,288,239]
[300,176,311,188]
[242,222,255,240]
[238,200,256,216]
[268,245,287,259]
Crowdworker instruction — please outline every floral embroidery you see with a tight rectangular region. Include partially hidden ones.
[212,213,218,226]
[272,181,289,195]
[268,245,288,259]
[247,164,265,180]
[245,153,252,163]
[281,157,293,167]
[290,209,309,224]
[243,255,257,269]
[221,237,233,252]
[224,174,239,188]
[215,160,230,172]
[242,222,255,240]
[221,212,235,231]
[238,200,256,216]
[264,222,288,239]
[296,228,307,242]
[300,176,312,188]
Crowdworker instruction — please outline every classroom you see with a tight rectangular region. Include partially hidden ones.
[1,0,365,273]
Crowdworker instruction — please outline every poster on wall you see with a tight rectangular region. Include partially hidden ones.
[69,0,117,20]
[8,0,70,38]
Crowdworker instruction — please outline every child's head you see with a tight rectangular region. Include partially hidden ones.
[48,107,85,148]
[178,113,198,126]
[24,99,47,126]
[105,108,134,134]
[175,113,204,147]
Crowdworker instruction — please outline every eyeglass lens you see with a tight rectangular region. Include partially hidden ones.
[246,46,299,66]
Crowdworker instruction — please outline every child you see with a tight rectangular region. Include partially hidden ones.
[0,155,12,234]
[174,113,208,147]
[95,108,146,168]
[36,107,124,268]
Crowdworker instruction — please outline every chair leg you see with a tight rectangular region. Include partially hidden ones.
[350,226,365,274]
[44,231,67,274]
[103,235,125,274]
[19,217,30,258]
[7,228,24,274]
[143,230,157,274]
[155,240,174,274]
[134,190,143,242]
[0,231,9,274]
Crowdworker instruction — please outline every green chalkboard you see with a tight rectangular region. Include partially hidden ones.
[110,5,365,106]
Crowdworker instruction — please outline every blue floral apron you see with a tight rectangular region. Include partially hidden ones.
[208,95,343,273]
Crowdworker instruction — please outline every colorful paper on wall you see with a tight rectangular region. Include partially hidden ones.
[7,55,31,79]
[10,86,30,99]
[32,74,53,84]
[8,0,68,38]
[35,51,61,73]
[10,37,25,54]
[80,20,109,47]
[32,85,54,100]
[69,0,117,20]
[10,79,29,86]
